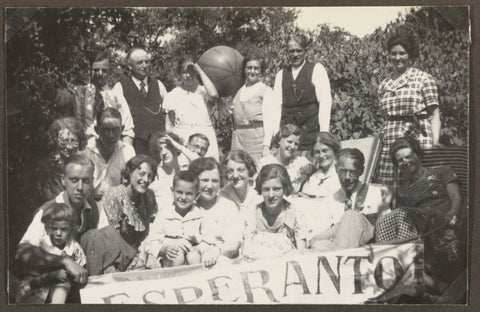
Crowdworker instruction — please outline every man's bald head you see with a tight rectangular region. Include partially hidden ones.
[127,48,150,80]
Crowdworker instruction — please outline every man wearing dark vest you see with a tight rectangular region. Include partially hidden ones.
[112,48,167,154]
[271,34,332,153]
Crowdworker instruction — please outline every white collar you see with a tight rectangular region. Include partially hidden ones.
[131,76,148,89]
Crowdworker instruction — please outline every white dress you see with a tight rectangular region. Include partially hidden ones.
[164,86,219,160]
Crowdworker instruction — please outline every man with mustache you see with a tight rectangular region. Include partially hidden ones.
[112,48,168,154]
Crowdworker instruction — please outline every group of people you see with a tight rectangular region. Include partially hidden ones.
[13,31,464,304]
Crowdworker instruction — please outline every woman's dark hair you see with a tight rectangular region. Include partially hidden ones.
[148,131,182,163]
[310,132,341,156]
[223,150,257,178]
[121,154,157,185]
[241,52,267,82]
[96,107,122,126]
[287,33,310,50]
[48,117,87,151]
[386,32,419,60]
[389,136,423,167]
[271,124,303,149]
[189,157,224,185]
[41,202,78,228]
[255,164,293,196]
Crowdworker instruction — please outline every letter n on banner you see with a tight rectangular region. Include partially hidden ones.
[316,256,342,294]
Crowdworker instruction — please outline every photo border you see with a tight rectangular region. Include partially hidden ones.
[1,1,478,311]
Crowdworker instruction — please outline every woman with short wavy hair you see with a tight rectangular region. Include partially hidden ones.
[33,117,87,204]
[81,154,158,275]
[258,124,315,193]
[219,150,262,211]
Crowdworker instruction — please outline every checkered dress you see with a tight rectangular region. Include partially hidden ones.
[375,166,461,263]
[375,67,439,188]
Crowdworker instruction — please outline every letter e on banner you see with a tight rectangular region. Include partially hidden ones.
[208,276,239,302]
[102,292,130,304]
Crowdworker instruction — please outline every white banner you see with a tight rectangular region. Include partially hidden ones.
[80,241,424,304]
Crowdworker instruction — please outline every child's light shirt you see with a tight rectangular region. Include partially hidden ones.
[39,235,86,267]
[143,204,204,258]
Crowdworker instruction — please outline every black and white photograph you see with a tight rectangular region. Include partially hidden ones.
[5,6,470,305]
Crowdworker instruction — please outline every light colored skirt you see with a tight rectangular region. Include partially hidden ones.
[231,126,264,164]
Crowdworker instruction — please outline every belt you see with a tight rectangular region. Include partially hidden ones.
[234,120,263,130]
[387,114,429,122]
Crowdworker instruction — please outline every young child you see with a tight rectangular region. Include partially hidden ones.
[164,56,219,161]
[16,203,86,304]
[142,170,204,267]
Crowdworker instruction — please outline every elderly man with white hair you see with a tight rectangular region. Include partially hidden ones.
[112,48,168,154]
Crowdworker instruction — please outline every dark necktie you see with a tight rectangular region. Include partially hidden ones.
[140,81,147,98]
[344,191,352,211]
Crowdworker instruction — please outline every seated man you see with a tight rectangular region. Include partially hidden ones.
[15,154,99,302]
[309,148,391,250]
[83,107,135,198]
[177,133,210,171]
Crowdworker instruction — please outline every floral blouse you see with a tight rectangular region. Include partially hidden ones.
[241,200,308,259]
[100,184,158,246]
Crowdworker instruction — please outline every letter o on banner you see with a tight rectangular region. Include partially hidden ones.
[374,256,404,290]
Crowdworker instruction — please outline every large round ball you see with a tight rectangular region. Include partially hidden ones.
[198,46,244,97]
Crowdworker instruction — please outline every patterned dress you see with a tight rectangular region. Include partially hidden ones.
[241,200,308,260]
[375,67,439,188]
[81,185,157,275]
[375,166,461,276]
